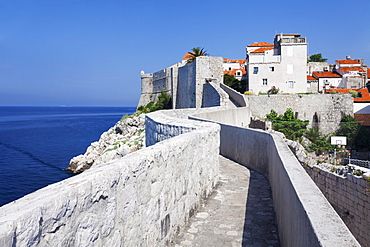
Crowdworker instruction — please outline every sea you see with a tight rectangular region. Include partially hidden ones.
[0,106,136,207]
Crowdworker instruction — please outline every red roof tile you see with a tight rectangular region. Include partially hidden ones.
[336,59,361,64]
[307,76,316,80]
[223,69,246,76]
[182,53,193,60]
[247,42,274,47]
[339,67,365,73]
[312,71,341,78]
[250,47,274,54]
[223,58,246,65]
[326,88,370,102]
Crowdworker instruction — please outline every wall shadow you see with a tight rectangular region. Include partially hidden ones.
[242,169,280,247]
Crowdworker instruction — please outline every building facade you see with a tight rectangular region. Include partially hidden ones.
[222,58,246,81]
[335,58,367,89]
[138,56,224,109]
[246,34,308,94]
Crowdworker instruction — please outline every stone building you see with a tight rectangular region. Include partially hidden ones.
[222,58,246,81]
[307,75,318,93]
[335,57,367,89]
[246,33,308,94]
[138,56,224,109]
[312,71,342,92]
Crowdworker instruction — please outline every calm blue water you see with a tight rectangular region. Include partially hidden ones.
[0,106,136,207]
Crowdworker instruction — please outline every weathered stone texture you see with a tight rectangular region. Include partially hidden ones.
[304,165,370,247]
[177,56,223,109]
[190,108,360,247]
[247,94,353,135]
[202,82,230,108]
[0,111,220,247]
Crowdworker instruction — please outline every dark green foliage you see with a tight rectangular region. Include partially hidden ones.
[156,91,172,110]
[223,74,246,93]
[354,126,370,150]
[305,128,334,155]
[186,47,208,64]
[308,53,328,62]
[336,115,360,145]
[137,91,172,114]
[266,108,309,140]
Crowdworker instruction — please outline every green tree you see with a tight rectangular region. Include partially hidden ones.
[308,53,328,62]
[336,115,360,146]
[186,47,208,64]
[223,74,246,93]
[305,128,333,155]
[155,91,172,110]
[137,91,172,114]
[266,108,309,140]
[354,126,370,150]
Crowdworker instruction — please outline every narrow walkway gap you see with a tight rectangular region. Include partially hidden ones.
[172,155,280,247]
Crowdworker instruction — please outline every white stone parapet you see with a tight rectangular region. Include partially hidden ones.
[0,111,220,247]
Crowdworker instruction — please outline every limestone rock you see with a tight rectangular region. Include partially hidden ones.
[66,114,146,173]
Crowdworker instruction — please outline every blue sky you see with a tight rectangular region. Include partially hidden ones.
[0,0,369,107]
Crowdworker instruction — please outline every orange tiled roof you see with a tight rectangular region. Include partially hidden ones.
[307,76,317,80]
[368,68,370,78]
[247,42,274,47]
[223,69,246,76]
[182,53,193,60]
[339,67,365,73]
[250,47,274,54]
[312,71,341,78]
[326,88,370,102]
[223,58,246,65]
[336,59,361,64]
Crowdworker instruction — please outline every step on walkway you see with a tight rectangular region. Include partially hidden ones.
[172,155,280,247]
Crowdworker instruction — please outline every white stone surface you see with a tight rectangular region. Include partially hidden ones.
[0,110,220,247]
[67,113,145,173]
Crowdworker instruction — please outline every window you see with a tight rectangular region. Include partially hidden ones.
[253,67,258,74]
[263,78,268,85]
[269,67,275,72]
[288,81,295,88]
[237,72,241,76]
[229,67,232,71]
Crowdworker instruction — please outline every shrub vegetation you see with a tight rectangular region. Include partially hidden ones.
[265,108,309,140]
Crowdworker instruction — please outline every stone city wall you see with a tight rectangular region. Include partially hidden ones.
[137,72,153,108]
[177,56,223,109]
[177,61,196,108]
[246,94,353,135]
[152,68,169,94]
[202,82,230,108]
[191,107,360,247]
[304,166,370,246]
[0,111,220,247]
[220,83,247,107]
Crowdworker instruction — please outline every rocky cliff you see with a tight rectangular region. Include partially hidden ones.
[66,113,145,173]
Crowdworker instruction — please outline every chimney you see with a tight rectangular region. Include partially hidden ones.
[346,55,351,60]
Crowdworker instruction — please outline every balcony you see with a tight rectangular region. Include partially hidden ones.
[281,37,306,43]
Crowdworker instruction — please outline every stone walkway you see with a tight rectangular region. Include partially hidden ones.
[172,155,280,247]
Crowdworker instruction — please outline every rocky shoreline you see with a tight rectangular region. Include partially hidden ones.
[66,113,146,173]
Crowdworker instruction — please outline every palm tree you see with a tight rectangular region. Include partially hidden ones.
[186,47,208,64]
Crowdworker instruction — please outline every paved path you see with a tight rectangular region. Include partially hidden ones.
[172,155,280,247]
